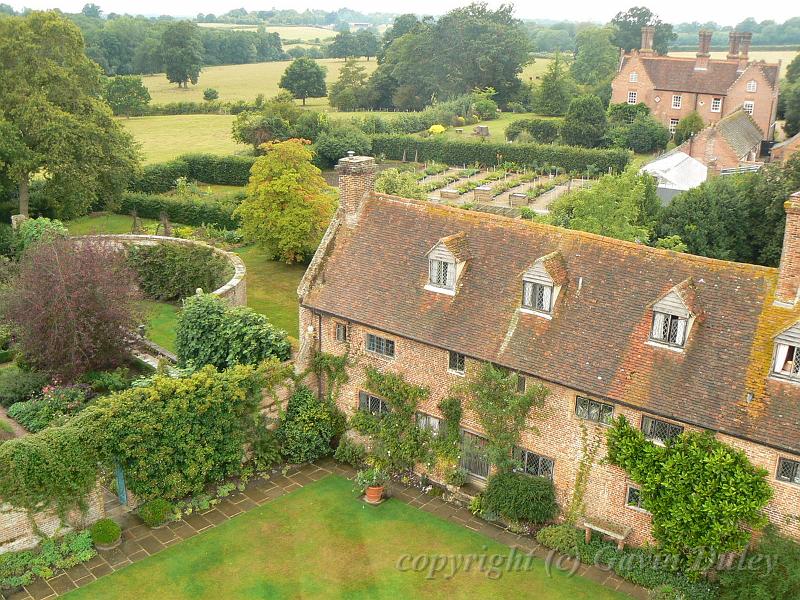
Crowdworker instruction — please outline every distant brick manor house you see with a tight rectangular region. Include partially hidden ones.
[298,156,800,545]
[611,27,780,140]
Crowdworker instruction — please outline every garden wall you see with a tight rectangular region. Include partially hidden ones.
[75,235,247,306]
[0,486,105,553]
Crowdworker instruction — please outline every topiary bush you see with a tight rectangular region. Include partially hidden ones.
[313,125,372,167]
[277,385,344,464]
[0,366,48,407]
[89,518,121,546]
[138,498,174,528]
[483,471,557,524]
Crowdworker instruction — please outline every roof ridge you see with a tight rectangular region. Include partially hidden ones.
[372,192,776,275]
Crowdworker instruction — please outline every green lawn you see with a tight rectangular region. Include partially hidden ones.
[434,111,558,144]
[141,300,179,353]
[64,475,627,600]
[67,213,160,235]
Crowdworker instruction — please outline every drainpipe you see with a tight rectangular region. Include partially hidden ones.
[317,312,323,399]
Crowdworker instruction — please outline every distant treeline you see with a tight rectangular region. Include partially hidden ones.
[196,8,394,28]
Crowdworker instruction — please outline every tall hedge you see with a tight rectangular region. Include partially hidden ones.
[118,192,241,229]
[130,154,256,194]
[130,160,189,194]
[370,134,630,173]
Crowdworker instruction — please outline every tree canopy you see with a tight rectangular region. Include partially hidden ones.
[531,53,577,116]
[161,21,203,87]
[103,75,151,116]
[610,6,677,54]
[279,57,327,105]
[560,94,608,148]
[570,27,619,86]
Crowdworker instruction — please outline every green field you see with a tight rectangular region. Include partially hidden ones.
[142,58,378,105]
[521,57,555,82]
[670,50,796,77]
[197,23,336,42]
[120,115,240,164]
[64,475,626,600]
[434,111,557,143]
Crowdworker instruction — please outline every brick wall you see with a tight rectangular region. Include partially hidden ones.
[772,135,800,163]
[305,311,800,545]
[678,127,746,172]
[0,485,105,554]
[725,65,778,137]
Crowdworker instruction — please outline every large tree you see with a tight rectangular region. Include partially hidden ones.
[531,53,578,116]
[610,6,677,55]
[570,26,619,86]
[0,11,139,218]
[560,94,608,148]
[355,29,379,60]
[103,75,151,116]
[279,57,327,106]
[161,21,203,88]
[235,140,336,263]
[328,58,369,111]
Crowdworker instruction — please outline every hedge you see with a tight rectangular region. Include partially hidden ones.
[130,154,256,194]
[117,192,240,229]
[370,134,631,173]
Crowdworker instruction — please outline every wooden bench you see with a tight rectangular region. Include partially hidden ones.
[582,517,632,551]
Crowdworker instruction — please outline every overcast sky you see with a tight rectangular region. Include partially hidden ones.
[7,0,797,26]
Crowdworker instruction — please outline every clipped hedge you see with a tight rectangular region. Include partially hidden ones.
[117,192,240,229]
[483,471,557,524]
[131,160,189,194]
[370,134,630,173]
[130,154,256,194]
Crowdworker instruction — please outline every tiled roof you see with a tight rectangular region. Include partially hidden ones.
[716,109,764,157]
[304,194,800,455]
[622,55,779,95]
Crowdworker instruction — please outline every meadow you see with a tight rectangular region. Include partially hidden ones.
[120,115,240,164]
[670,50,797,77]
[197,23,336,42]
[142,58,378,105]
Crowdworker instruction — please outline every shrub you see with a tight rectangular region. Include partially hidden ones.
[7,385,89,432]
[203,88,219,101]
[445,467,468,487]
[175,293,291,369]
[130,160,189,194]
[82,368,131,394]
[674,111,704,145]
[138,498,174,527]
[15,217,68,254]
[483,471,557,524]
[0,223,16,257]
[117,192,241,229]
[250,420,282,472]
[473,97,499,120]
[354,466,388,491]
[505,118,561,143]
[0,532,95,589]
[89,518,121,545]
[313,125,372,167]
[181,153,256,186]
[334,437,367,468]
[610,115,670,154]
[0,366,48,407]
[126,243,230,301]
[277,385,343,464]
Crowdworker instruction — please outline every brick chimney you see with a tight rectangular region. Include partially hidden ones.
[336,153,376,226]
[775,192,800,306]
[738,32,752,72]
[640,26,655,54]
[695,30,712,70]
[727,31,741,60]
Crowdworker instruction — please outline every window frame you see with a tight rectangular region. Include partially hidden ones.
[669,118,679,134]
[743,101,755,115]
[777,457,800,485]
[772,343,800,380]
[448,351,466,375]
[629,72,638,83]
[627,91,638,105]
[429,258,455,290]
[335,322,348,342]
[366,333,395,359]
[516,374,527,394]
[641,415,684,444]
[746,80,757,93]
[575,396,614,425]
[513,446,554,480]
[625,485,649,512]
[710,97,722,113]
[459,429,490,480]
[671,94,682,109]
[358,391,390,417]
[416,412,442,436]
[649,311,688,349]
[522,280,554,314]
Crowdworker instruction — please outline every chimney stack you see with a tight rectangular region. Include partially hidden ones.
[738,32,752,71]
[640,26,655,54]
[336,155,376,226]
[727,31,741,60]
[695,30,712,70]
[775,192,800,306]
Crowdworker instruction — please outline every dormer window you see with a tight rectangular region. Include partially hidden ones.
[522,281,553,313]
[650,312,687,348]
[429,258,454,290]
[771,323,800,382]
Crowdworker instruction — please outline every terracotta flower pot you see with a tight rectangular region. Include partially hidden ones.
[365,485,384,504]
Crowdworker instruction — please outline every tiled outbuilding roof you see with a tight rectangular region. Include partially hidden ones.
[621,55,779,95]
[716,109,764,157]
[303,194,800,455]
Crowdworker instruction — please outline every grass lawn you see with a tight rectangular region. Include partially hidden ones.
[66,213,160,235]
[141,300,179,352]
[521,56,554,83]
[669,50,796,77]
[63,475,628,600]
[120,115,241,164]
[434,111,558,144]
[142,58,378,105]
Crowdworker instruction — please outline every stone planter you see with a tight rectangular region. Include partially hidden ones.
[95,537,121,551]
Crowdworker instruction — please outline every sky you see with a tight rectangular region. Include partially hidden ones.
[7,0,797,26]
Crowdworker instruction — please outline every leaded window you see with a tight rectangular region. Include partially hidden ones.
[777,458,800,485]
[650,312,687,348]
[513,447,554,479]
[746,80,757,92]
[416,412,441,436]
[366,333,395,358]
[335,322,348,342]
[358,391,389,416]
[576,396,613,424]
[429,259,455,289]
[641,416,683,443]
[773,344,800,378]
[448,351,465,374]
[522,281,553,313]
[627,91,638,104]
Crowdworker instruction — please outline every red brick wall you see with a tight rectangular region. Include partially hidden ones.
[726,65,778,137]
[772,136,800,163]
[679,128,746,172]
[303,311,800,545]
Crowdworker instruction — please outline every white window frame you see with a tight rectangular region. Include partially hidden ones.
[743,101,754,115]
[650,311,688,348]
[416,412,441,436]
[448,351,466,375]
[669,118,679,134]
[629,72,638,83]
[671,95,682,109]
[522,280,553,314]
[710,97,722,113]
[366,333,395,358]
[772,343,800,380]
[746,80,757,93]
[627,91,638,105]
[428,258,455,290]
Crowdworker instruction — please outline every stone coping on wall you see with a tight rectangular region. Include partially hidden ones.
[72,234,247,306]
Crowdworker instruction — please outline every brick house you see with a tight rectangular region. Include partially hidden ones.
[298,155,800,545]
[771,131,800,163]
[676,108,764,174]
[611,28,780,140]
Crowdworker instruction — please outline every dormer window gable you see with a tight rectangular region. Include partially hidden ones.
[425,232,468,296]
[771,322,800,382]
[520,251,567,319]
[648,280,698,351]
